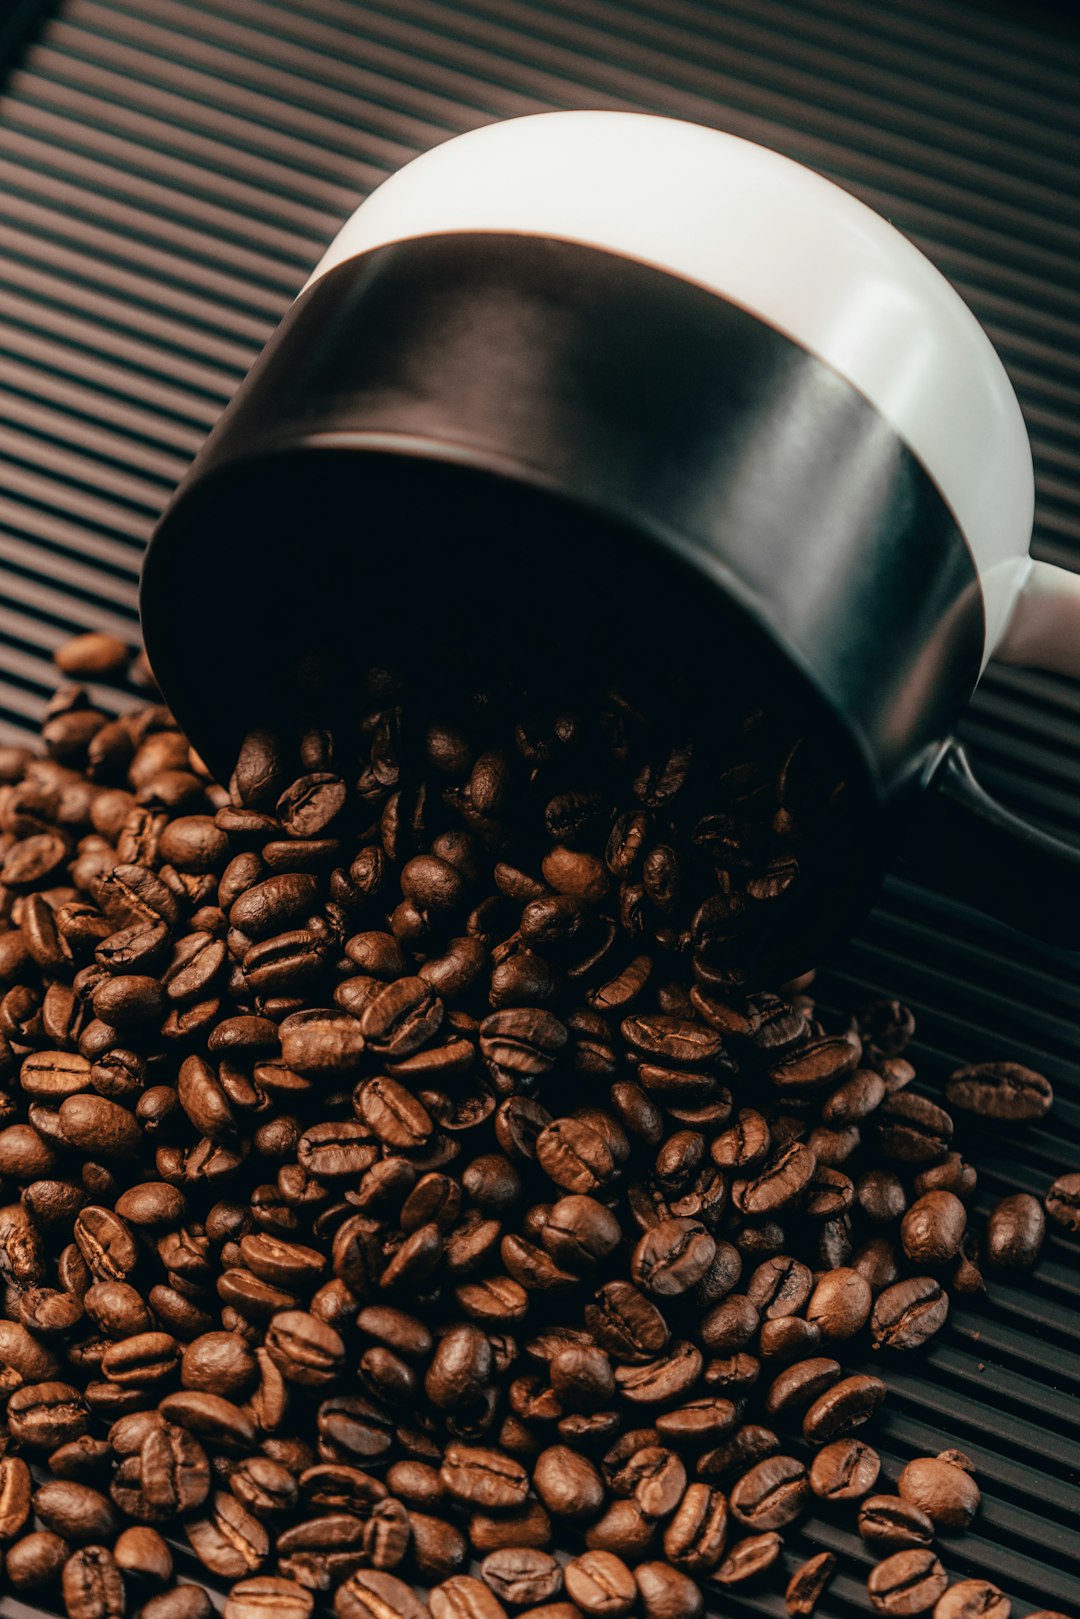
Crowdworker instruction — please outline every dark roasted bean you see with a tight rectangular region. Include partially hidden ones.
[871,1278,949,1350]
[808,1438,880,1500]
[897,1456,980,1529]
[784,1551,836,1617]
[932,1582,1010,1619]
[802,1374,886,1443]
[867,1550,948,1615]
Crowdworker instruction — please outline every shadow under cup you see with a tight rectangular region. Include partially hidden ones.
[142,446,880,986]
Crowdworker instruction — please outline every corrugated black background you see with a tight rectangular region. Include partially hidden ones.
[0,2,1078,1616]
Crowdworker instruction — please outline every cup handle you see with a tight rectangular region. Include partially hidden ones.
[897,739,1080,943]
[993,558,1080,678]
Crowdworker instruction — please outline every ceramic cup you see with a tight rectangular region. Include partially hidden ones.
[142,110,1080,961]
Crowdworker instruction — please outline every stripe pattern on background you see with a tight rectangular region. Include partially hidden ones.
[0,2,1078,1615]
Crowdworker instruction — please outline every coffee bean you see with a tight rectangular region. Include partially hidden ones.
[806,1268,872,1339]
[710,1110,770,1171]
[185,1491,269,1578]
[653,1395,736,1448]
[867,1550,948,1615]
[441,1446,529,1511]
[802,1374,886,1443]
[143,1588,214,1619]
[634,1561,703,1619]
[858,1494,935,1547]
[0,1454,32,1539]
[158,1391,254,1454]
[986,1193,1045,1270]
[632,1219,716,1297]
[1044,1171,1080,1231]
[732,1142,816,1216]
[809,1438,880,1499]
[946,1062,1052,1122]
[898,1456,980,1529]
[430,1576,507,1619]
[759,1355,832,1421]
[33,1480,115,1543]
[901,1193,967,1265]
[8,1380,89,1449]
[7,1529,72,1590]
[480,1548,562,1606]
[532,1446,604,1519]
[871,1278,949,1350]
[224,1576,314,1619]
[59,1095,141,1159]
[564,1551,636,1617]
[875,1094,952,1165]
[785,1551,836,1617]
[711,1530,782,1583]
[729,1454,808,1529]
[61,1545,126,1619]
[932,1581,1010,1619]
[113,1525,173,1583]
[336,1570,429,1619]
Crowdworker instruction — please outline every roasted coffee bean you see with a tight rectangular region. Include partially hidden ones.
[871,1278,949,1350]
[655,1396,738,1449]
[9,1381,89,1449]
[563,1551,636,1617]
[480,1548,562,1606]
[7,1529,72,1590]
[808,1438,880,1500]
[711,1531,782,1583]
[430,1576,507,1619]
[805,1268,871,1339]
[61,1545,125,1619]
[710,1110,770,1171]
[1045,1171,1080,1232]
[634,1561,703,1619]
[986,1193,1045,1269]
[932,1581,1010,1619]
[729,1455,808,1529]
[632,1219,716,1297]
[875,1094,951,1165]
[143,1588,214,1619]
[410,1511,469,1583]
[867,1550,948,1615]
[946,1062,1052,1122]
[441,1446,529,1511]
[901,1193,967,1265]
[858,1495,935,1548]
[785,1552,836,1618]
[224,1576,314,1619]
[33,1480,115,1543]
[533,1446,604,1519]
[273,1512,369,1588]
[336,1569,429,1619]
[898,1456,981,1529]
[699,1294,759,1352]
[158,1391,254,1454]
[764,1357,841,1419]
[661,1482,728,1574]
[0,1453,33,1539]
[732,1142,816,1216]
[113,1525,173,1583]
[802,1374,886,1443]
[185,1492,269,1579]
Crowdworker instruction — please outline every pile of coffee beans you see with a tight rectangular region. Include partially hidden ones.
[0,642,1073,1619]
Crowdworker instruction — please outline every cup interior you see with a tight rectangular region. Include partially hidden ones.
[144,444,882,981]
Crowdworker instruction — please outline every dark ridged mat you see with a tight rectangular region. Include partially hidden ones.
[0,1,1078,1615]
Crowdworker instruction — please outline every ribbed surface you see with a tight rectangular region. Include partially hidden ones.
[0,1,1078,1615]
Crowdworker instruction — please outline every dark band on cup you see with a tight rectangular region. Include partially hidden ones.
[143,232,984,796]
